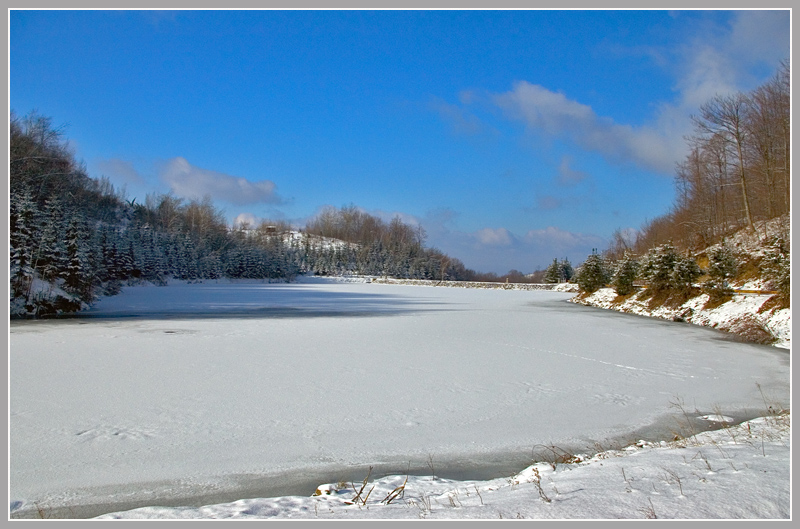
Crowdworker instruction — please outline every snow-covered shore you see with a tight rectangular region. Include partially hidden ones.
[95,412,790,520]
[368,276,580,292]
[572,287,790,349]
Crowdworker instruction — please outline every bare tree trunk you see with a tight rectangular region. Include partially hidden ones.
[695,94,755,232]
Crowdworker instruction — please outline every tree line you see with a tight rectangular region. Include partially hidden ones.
[572,61,790,304]
[607,60,790,259]
[9,112,473,317]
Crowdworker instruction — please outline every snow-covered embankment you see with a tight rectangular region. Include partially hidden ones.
[572,287,790,349]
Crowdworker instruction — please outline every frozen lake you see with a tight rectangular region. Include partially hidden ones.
[9,279,790,517]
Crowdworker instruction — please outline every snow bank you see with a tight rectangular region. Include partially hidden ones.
[573,288,790,349]
[94,413,790,519]
[370,276,580,292]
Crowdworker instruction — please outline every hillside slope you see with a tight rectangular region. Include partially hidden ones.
[572,217,790,349]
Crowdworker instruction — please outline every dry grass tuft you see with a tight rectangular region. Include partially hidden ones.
[757,293,789,313]
[729,315,776,345]
[702,291,733,310]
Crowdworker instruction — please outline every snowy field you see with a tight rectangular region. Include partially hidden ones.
[9,278,790,519]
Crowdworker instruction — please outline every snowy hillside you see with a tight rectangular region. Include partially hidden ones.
[573,217,790,349]
[573,287,790,349]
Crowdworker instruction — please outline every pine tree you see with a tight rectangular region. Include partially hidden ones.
[64,213,93,300]
[36,195,67,282]
[612,252,640,296]
[10,186,40,298]
[543,258,561,283]
[670,255,702,294]
[559,258,574,282]
[703,242,737,298]
[639,243,679,291]
[763,236,790,299]
[575,250,610,293]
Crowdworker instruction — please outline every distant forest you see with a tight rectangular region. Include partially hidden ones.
[9,113,479,317]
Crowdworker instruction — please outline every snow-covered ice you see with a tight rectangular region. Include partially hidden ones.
[95,413,792,519]
[9,278,790,519]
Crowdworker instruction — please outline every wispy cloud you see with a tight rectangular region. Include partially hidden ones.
[493,81,679,174]
[443,12,789,180]
[639,11,789,157]
[522,226,604,254]
[465,224,603,272]
[536,195,561,211]
[408,208,604,273]
[159,157,282,206]
[672,11,788,111]
[728,10,789,66]
[429,97,487,136]
[141,10,180,27]
[556,156,588,187]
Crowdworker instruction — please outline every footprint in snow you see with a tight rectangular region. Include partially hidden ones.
[591,393,642,407]
[75,426,154,442]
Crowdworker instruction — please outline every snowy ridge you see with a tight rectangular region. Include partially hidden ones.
[93,413,790,520]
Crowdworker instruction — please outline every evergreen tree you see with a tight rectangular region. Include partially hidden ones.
[575,250,610,293]
[64,213,93,300]
[10,186,40,298]
[543,258,561,283]
[703,242,737,298]
[763,236,790,299]
[559,258,574,282]
[612,252,640,296]
[670,255,702,294]
[36,195,67,282]
[639,243,679,291]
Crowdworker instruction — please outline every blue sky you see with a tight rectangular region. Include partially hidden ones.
[10,9,789,274]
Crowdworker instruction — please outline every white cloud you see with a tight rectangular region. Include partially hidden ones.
[675,11,788,110]
[523,226,603,250]
[657,11,789,142]
[494,82,680,174]
[159,157,281,205]
[480,12,787,179]
[673,44,738,111]
[474,227,514,247]
[727,11,789,72]
[233,212,259,229]
[369,208,425,229]
[411,207,605,273]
